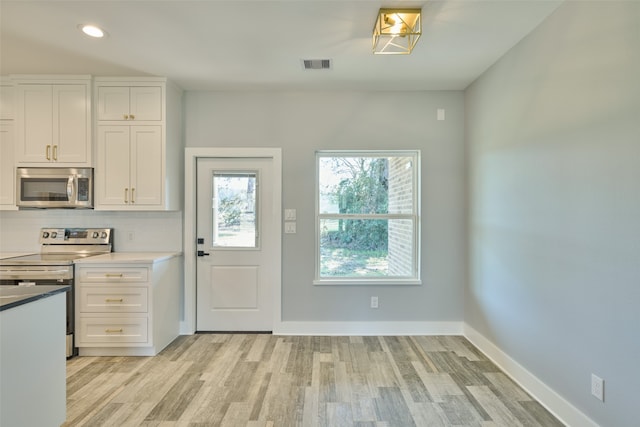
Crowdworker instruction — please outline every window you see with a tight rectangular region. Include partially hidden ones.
[315,151,420,285]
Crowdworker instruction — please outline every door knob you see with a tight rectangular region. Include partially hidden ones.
[197,250,210,257]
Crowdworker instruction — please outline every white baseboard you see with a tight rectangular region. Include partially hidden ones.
[463,323,598,427]
[273,321,463,336]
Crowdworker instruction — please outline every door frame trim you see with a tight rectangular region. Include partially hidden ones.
[183,147,282,334]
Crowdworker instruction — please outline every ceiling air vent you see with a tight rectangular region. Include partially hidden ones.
[302,59,332,70]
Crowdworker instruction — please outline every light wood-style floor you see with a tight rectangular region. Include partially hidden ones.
[62,334,564,426]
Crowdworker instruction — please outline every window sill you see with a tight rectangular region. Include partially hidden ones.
[313,278,422,286]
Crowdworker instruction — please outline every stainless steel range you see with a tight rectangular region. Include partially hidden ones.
[0,228,113,357]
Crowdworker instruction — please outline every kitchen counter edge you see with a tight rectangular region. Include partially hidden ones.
[74,252,182,264]
[0,285,70,312]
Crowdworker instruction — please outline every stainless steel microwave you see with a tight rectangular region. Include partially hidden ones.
[16,167,93,208]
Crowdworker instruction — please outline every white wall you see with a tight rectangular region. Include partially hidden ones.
[185,91,466,324]
[465,2,640,426]
[0,210,182,253]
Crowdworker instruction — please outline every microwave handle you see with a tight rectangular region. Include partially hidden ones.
[67,176,75,201]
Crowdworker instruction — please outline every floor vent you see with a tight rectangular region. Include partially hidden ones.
[302,59,332,70]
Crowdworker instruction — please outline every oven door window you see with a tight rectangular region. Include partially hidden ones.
[21,178,71,201]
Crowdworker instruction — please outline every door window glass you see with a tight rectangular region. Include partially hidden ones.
[212,171,258,248]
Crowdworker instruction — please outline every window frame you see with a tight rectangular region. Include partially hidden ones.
[314,150,421,285]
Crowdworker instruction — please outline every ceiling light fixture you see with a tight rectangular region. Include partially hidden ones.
[79,24,106,38]
[372,8,421,55]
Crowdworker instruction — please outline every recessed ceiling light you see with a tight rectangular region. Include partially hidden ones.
[79,24,106,38]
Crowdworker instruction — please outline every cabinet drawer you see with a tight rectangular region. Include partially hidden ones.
[79,287,148,313]
[78,317,148,343]
[78,267,148,283]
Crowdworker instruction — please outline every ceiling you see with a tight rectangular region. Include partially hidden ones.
[0,0,563,91]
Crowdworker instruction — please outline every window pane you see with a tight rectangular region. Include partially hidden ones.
[212,172,257,247]
[320,218,414,278]
[320,218,388,277]
[319,156,414,215]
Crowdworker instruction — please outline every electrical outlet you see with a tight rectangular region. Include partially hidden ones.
[591,374,604,401]
[127,231,135,241]
[370,296,378,309]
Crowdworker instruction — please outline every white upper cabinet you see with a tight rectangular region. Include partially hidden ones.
[14,76,91,166]
[0,78,16,210]
[0,123,16,209]
[97,86,162,121]
[94,77,183,211]
[96,125,163,208]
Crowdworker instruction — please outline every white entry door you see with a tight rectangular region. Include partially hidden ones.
[196,157,276,331]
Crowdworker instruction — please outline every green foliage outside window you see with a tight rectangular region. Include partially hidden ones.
[321,157,389,251]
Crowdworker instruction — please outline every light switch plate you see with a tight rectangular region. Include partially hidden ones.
[284,222,296,234]
[284,209,297,220]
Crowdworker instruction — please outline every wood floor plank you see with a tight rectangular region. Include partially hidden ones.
[438,394,485,426]
[325,401,354,427]
[374,386,417,427]
[483,372,532,402]
[144,371,204,421]
[62,335,565,427]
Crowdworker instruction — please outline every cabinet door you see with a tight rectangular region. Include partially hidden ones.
[97,126,131,206]
[97,86,130,121]
[53,85,89,163]
[129,87,162,121]
[0,123,15,207]
[16,84,53,163]
[130,126,163,206]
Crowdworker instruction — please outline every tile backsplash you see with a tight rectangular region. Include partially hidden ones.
[0,210,183,253]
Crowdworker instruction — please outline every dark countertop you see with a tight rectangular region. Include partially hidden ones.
[0,285,70,312]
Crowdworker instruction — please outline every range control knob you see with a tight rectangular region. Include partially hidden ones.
[101,231,108,239]
[50,232,57,238]
[42,231,50,238]
[92,231,99,238]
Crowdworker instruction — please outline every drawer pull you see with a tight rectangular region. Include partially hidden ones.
[105,328,123,333]
[105,298,124,303]
[105,273,124,278]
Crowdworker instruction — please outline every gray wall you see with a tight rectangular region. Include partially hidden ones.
[465,2,640,426]
[185,91,466,322]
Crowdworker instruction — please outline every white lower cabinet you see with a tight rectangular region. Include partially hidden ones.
[75,254,181,356]
[78,317,148,344]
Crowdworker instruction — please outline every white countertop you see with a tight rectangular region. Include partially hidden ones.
[0,252,36,260]
[74,252,182,264]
